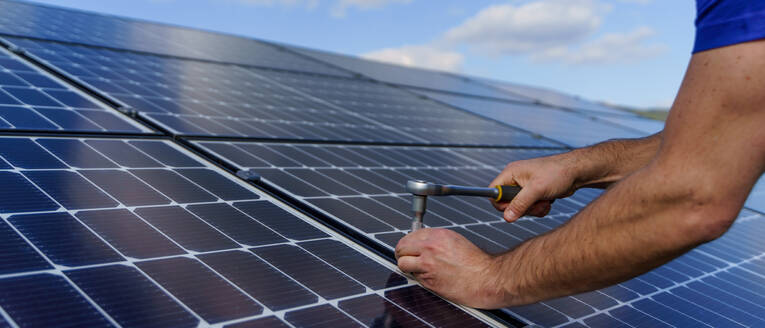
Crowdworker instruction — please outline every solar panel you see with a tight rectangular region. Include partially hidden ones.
[745,177,765,214]
[0,135,503,327]
[194,139,765,327]
[594,115,665,135]
[478,77,640,117]
[0,0,350,76]
[418,90,646,147]
[292,46,534,102]
[5,37,560,147]
[0,45,149,133]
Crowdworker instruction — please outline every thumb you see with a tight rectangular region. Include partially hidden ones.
[504,187,543,222]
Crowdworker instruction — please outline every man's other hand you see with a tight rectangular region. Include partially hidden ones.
[490,154,580,222]
[395,228,510,309]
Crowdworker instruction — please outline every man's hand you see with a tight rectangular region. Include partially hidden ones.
[490,154,579,222]
[395,228,509,309]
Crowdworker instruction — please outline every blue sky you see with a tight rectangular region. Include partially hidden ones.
[32,0,696,109]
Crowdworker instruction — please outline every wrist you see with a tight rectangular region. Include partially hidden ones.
[484,252,521,308]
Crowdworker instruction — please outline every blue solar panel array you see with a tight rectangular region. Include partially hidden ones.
[0,1,760,328]
[0,136,502,327]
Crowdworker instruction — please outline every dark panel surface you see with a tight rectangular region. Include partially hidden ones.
[66,265,199,328]
[136,257,263,324]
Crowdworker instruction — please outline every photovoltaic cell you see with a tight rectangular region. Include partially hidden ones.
[0,274,112,327]
[9,212,124,266]
[130,169,217,203]
[225,316,291,328]
[284,304,361,328]
[186,203,287,246]
[76,209,185,259]
[0,171,58,213]
[136,257,263,324]
[23,170,119,210]
[134,205,239,252]
[197,250,318,311]
[252,244,367,299]
[80,170,172,206]
[339,294,429,328]
[65,265,199,328]
[0,220,51,274]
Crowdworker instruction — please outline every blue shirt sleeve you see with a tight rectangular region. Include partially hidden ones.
[694,0,765,53]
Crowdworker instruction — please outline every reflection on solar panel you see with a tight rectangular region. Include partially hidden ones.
[0,1,762,327]
[419,90,647,147]
[0,0,349,76]
[0,136,501,327]
[0,45,148,133]
[195,139,765,327]
[478,77,639,117]
[292,46,533,102]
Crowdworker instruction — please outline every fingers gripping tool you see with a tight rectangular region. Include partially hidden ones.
[406,180,522,232]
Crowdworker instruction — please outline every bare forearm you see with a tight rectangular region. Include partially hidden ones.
[492,161,721,306]
[567,132,662,189]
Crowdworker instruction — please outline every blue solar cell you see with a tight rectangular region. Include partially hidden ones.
[385,286,490,328]
[0,220,51,274]
[198,250,318,311]
[0,157,8,169]
[136,257,263,324]
[0,106,59,129]
[23,170,118,210]
[187,203,286,246]
[176,168,259,201]
[0,171,59,213]
[0,89,21,105]
[76,110,144,132]
[36,138,118,168]
[80,170,171,206]
[0,57,35,71]
[339,294,429,328]
[0,274,111,327]
[224,316,290,328]
[0,71,28,86]
[653,291,745,327]
[632,298,706,327]
[9,212,123,266]
[84,140,162,168]
[77,209,184,259]
[42,89,100,108]
[583,313,630,328]
[2,87,61,106]
[134,206,238,252]
[308,198,394,233]
[298,239,408,290]
[609,305,673,328]
[671,286,765,326]
[571,291,619,311]
[130,169,217,203]
[284,304,361,328]
[33,107,103,130]
[128,141,204,167]
[66,265,199,328]
[234,201,328,240]
[542,297,595,319]
[13,71,61,88]
[0,138,66,169]
[253,244,366,300]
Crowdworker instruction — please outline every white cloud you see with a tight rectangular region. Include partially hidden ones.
[223,0,410,16]
[331,0,411,17]
[361,45,464,72]
[440,0,609,55]
[532,26,666,64]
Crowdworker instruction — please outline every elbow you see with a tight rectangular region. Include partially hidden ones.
[677,190,739,244]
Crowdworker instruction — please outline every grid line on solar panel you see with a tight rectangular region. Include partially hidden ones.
[0,135,501,327]
[193,139,765,328]
[0,43,150,134]
[0,0,352,76]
